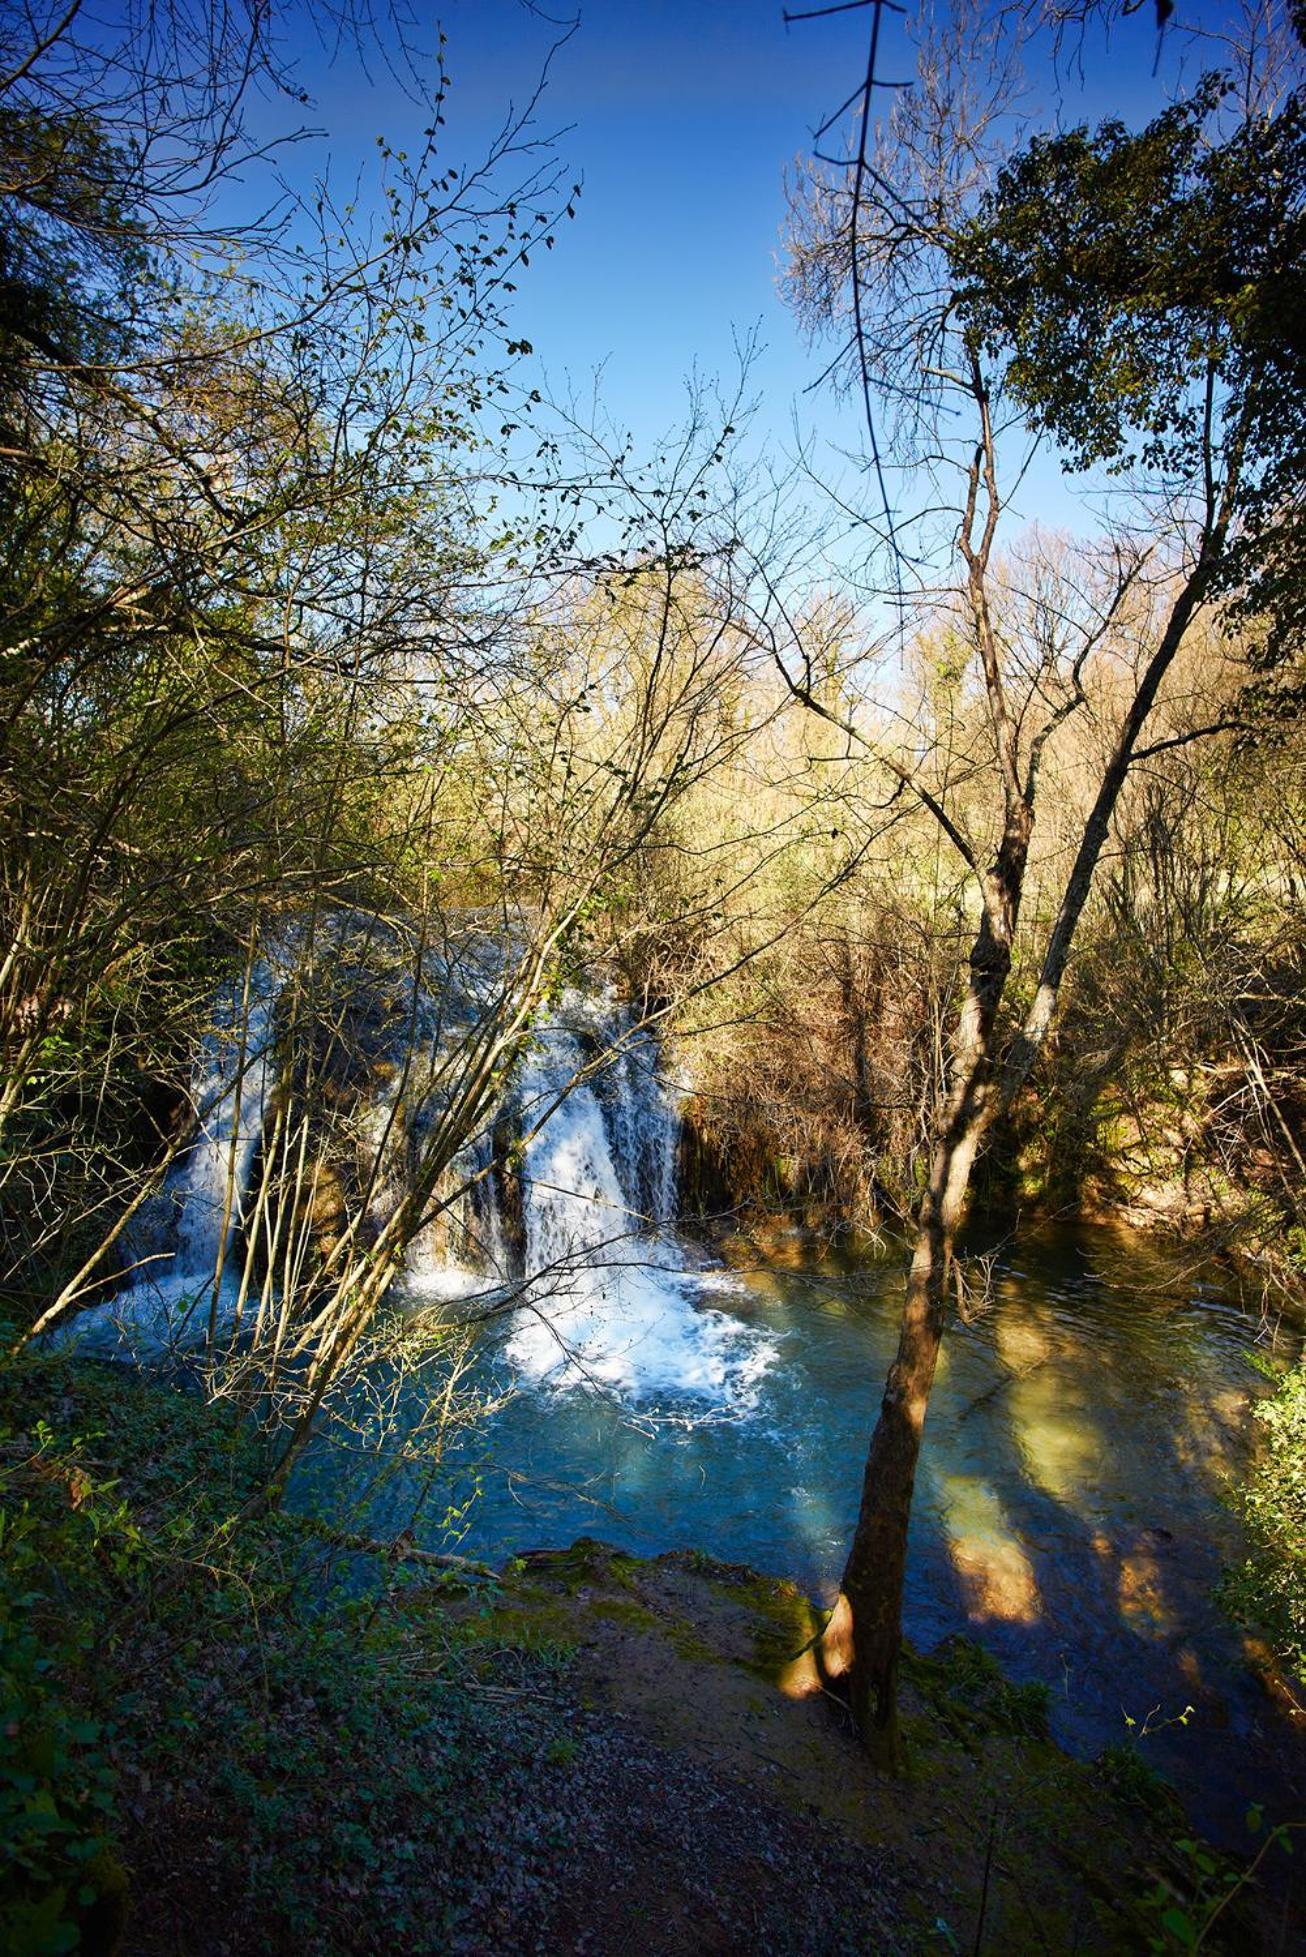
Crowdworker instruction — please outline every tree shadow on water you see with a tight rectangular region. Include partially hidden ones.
[897,1266,1305,1850]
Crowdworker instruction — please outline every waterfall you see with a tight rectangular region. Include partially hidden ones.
[172,964,278,1286]
[595,1018,680,1229]
[66,958,281,1353]
[403,1121,509,1299]
[498,1000,775,1406]
[64,950,771,1405]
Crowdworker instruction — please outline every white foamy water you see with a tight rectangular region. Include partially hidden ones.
[501,1012,775,1406]
[65,959,281,1354]
[61,956,768,1403]
[404,1116,509,1298]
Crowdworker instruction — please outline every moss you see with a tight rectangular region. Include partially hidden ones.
[658,1557,825,1680]
[902,1636,1050,1744]
[590,1597,660,1634]
[740,1585,821,1680]
[453,1593,580,1663]
[666,1621,724,1666]
[530,1537,641,1595]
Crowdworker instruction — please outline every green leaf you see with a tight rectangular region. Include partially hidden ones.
[1159,1907,1198,1948]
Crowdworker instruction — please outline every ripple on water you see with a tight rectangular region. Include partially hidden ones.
[304,1225,1300,1848]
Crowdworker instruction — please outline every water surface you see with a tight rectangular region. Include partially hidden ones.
[333,1225,1303,1845]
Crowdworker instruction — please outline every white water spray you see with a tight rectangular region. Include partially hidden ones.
[67,959,281,1353]
[501,1006,774,1406]
[66,955,768,1403]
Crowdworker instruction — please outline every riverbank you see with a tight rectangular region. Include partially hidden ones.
[435,1537,1253,1953]
[3,1343,1298,1954]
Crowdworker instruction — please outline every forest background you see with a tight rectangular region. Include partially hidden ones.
[1,0,1304,1947]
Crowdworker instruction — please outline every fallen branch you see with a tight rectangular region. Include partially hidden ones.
[297,1516,499,1580]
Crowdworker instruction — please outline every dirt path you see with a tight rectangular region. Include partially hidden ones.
[435,1539,1253,1954]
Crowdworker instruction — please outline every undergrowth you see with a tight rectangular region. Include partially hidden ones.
[0,1339,569,1955]
[903,1635,1051,1745]
[1220,1355,1306,1681]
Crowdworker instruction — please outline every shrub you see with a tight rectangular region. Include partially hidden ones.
[1220,1359,1306,1678]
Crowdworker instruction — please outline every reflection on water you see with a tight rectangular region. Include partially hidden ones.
[316,1224,1305,1844]
[937,1473,1041,1625]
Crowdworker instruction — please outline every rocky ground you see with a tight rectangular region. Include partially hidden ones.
[415,1540,1276,1955]
[118,1529,1263,1954]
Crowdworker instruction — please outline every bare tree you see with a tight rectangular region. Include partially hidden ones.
[783,0,1306,1758]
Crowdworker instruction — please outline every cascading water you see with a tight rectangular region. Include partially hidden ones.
[595,1020,680,1229]
[65,945,766,1401]
[403,1120,510,1298]
[172,964,277,1289]
[497,1001,774,1405]
[67,958,282,1353]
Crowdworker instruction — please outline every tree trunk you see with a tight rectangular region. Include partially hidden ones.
[820,909,1012,1763]
[820,550,1217,1764]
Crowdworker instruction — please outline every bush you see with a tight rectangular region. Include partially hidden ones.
[0,1434,130,1953]
[1220,1358,1306,1678]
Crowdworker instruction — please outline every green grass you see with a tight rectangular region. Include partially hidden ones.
[902,1635,1051,1744]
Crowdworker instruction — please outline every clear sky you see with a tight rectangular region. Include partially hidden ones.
[248,0,1244,561]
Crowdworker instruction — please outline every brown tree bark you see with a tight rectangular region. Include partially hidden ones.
[789,0,1257,1772]
[819,536,1227,1763]
[819,841,1024,1762]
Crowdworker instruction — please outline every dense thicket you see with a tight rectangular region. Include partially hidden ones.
[0,3,777,1429]
[663,681,1306,1296]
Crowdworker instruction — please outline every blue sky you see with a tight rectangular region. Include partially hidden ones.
[433,0,864,447]
[270,0,888,454]
[250,0,1240,561]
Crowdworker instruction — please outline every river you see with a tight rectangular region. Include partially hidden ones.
[74,971,1303,1847]
[336,1220,1304,1849]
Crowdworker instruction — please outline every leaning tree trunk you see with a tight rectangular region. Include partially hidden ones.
[818,544,1217,1763]
[819,885,1019,1764]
